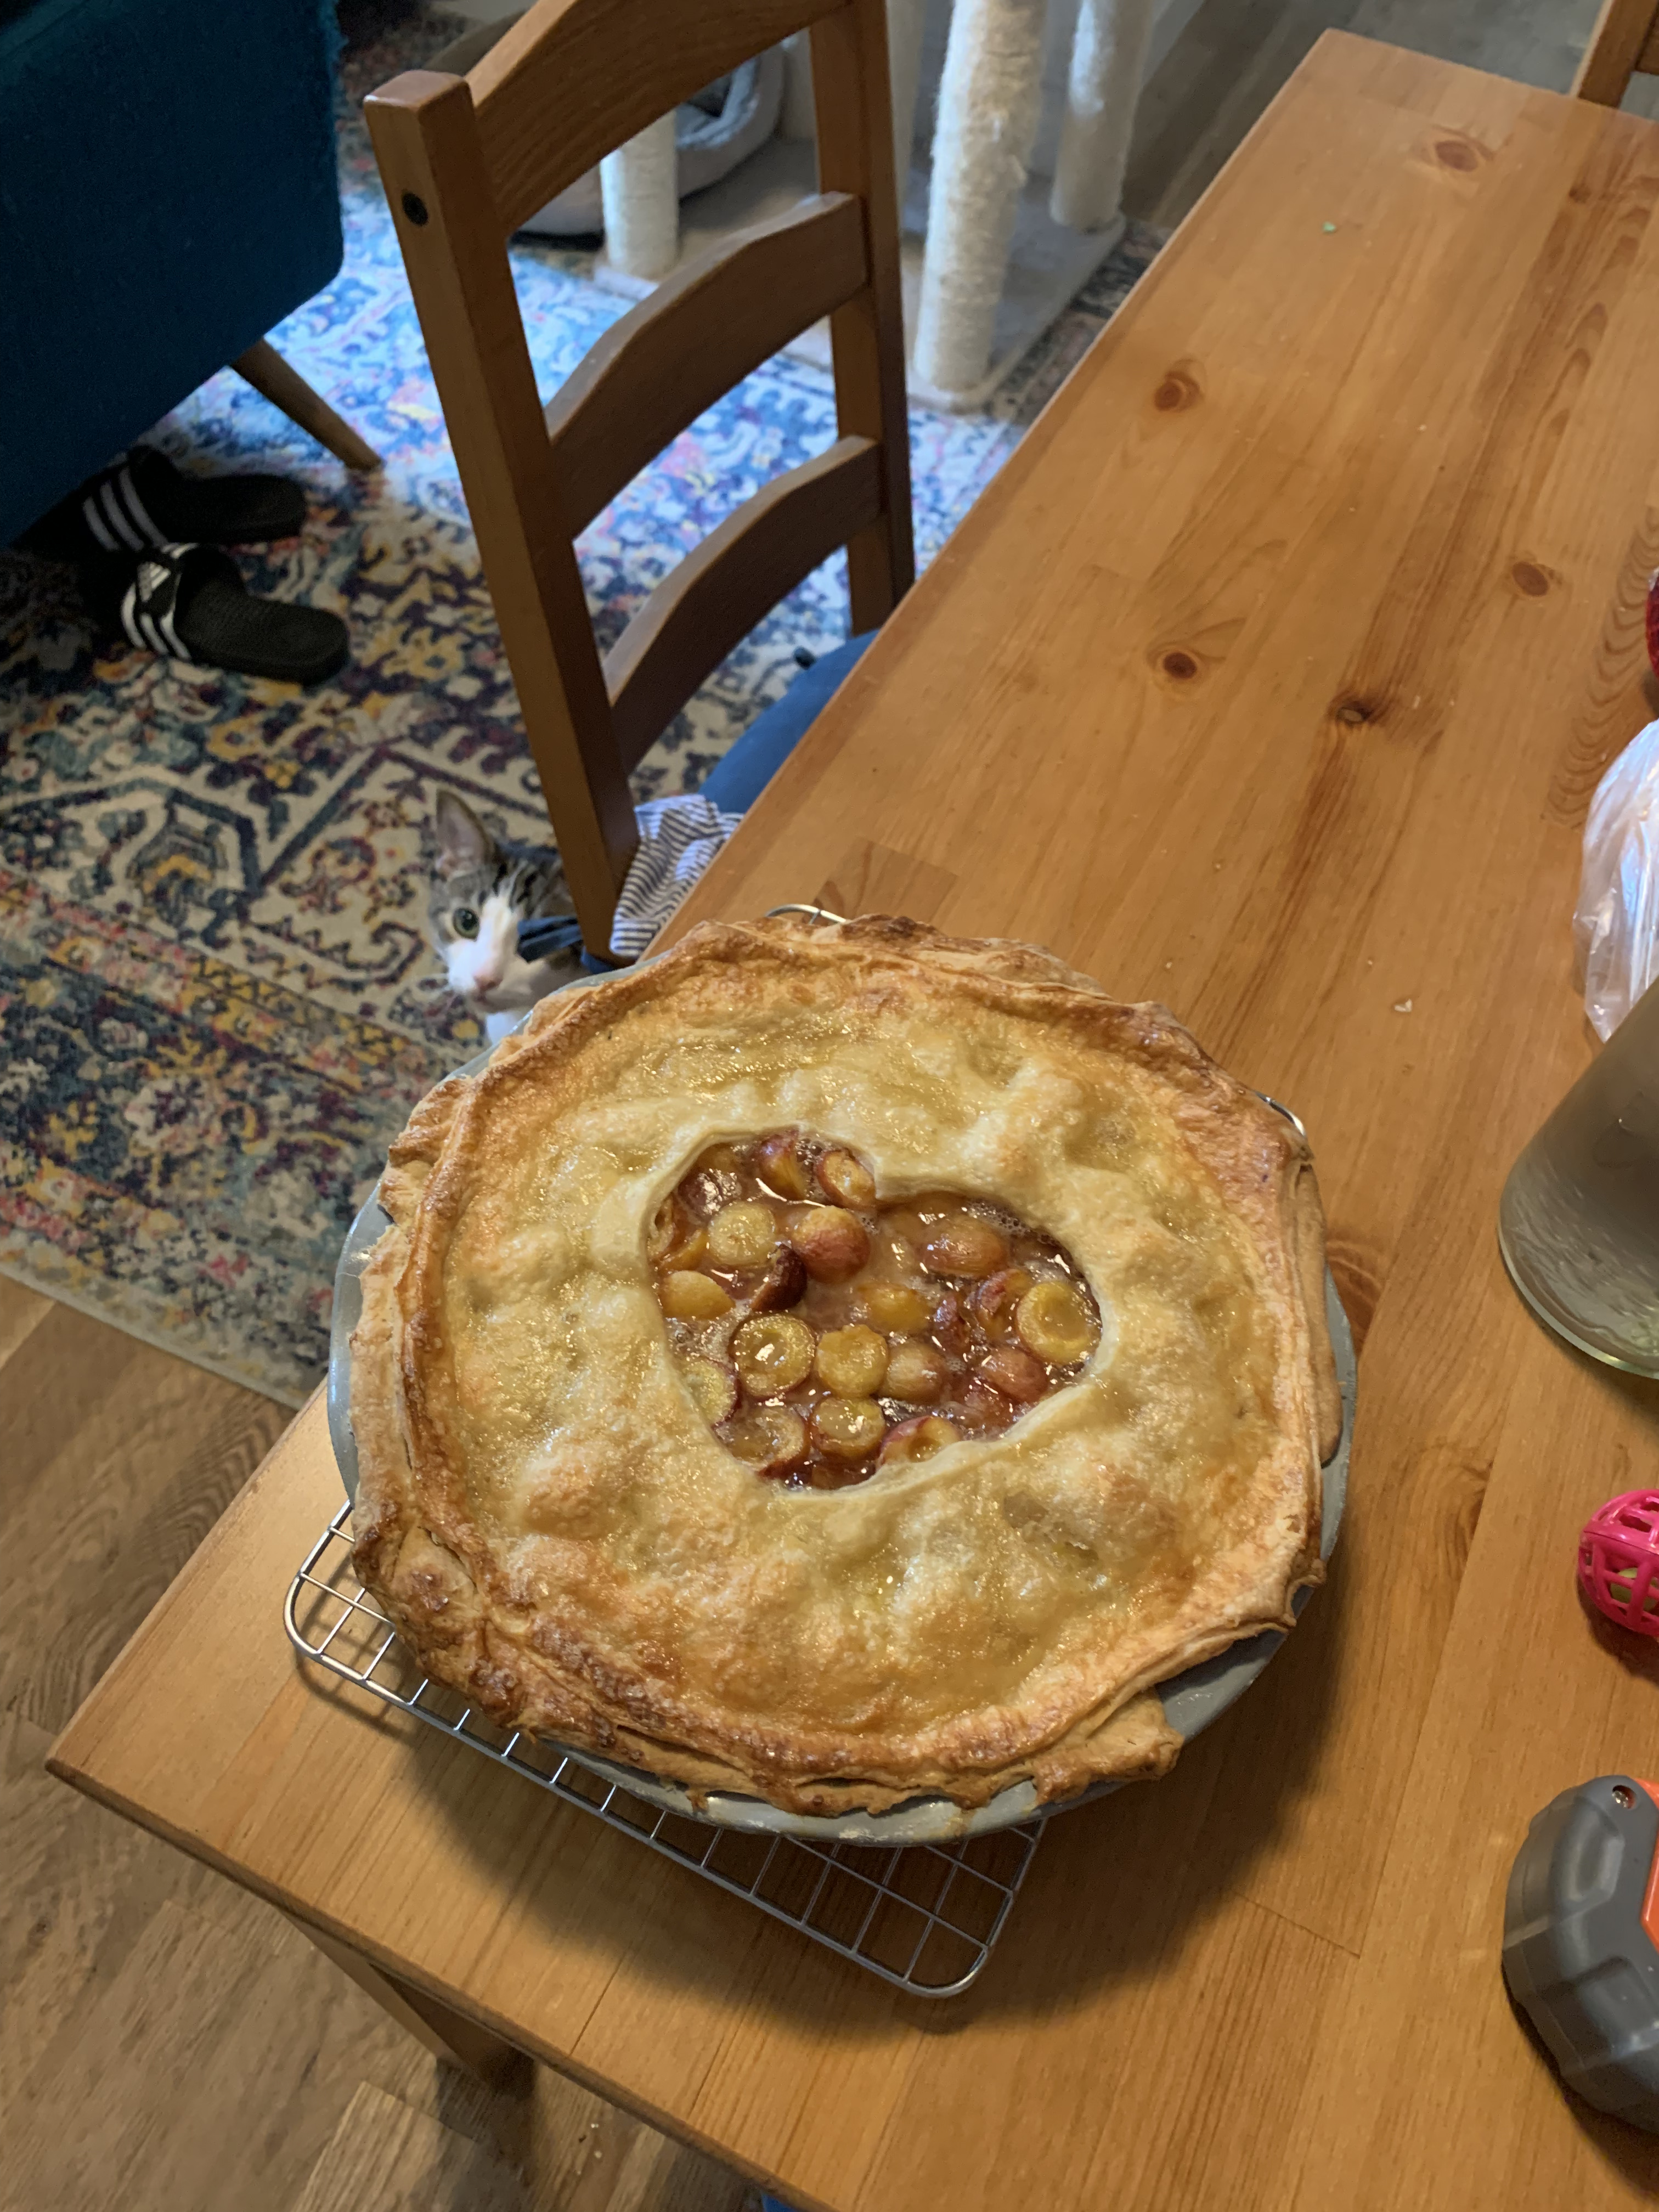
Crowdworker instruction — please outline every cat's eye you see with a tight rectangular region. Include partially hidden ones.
[453,907,479,938]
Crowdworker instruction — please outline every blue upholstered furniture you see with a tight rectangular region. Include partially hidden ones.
[0,0,359,543]
[698,634,876,815]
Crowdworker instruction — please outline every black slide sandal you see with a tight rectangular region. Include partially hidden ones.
[21,447,306,560]
[82,543,348,686]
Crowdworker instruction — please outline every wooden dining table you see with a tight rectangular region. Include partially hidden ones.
[49,30,1659,2212]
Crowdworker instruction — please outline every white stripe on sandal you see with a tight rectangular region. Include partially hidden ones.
[120,551,192,660]
[98,477,145,552]
[82,494,120,552]
[117,464,163,547]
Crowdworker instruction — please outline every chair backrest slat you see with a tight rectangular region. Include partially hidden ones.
[545,194,868,538]
[366,67,640,928]
[605,438,883,769]
[808,3,912,632]
[1574,0,1659,103]
[368,0,911,959]
[469,0,842,234]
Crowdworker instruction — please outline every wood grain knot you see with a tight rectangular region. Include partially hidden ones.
[1160,650,1199,681]
[1332,695,1379,727]
[1434,138,1477,172]
[1153,364,1201,413]
[1510,560,1552,598]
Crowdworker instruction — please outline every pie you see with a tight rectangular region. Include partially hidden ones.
[351,913,1342,1814]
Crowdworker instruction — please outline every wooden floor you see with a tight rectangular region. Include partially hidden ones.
[5,4,1656,2205]
[0,1278,756,2212]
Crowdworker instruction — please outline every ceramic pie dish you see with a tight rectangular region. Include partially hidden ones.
[332,914,1350,1838]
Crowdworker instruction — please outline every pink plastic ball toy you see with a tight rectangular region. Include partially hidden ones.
[1579,1491,1659,1635]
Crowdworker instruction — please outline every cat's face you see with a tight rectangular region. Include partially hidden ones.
[427,791,577,1018]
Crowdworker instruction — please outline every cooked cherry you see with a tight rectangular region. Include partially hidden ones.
[921,1212,1009,1279]
[973,1266,1034,1339]
[755,1130,814,1200]
[732,1313,815,1395]
[884,1338,948,1402]
[877,1228,925,1279]
[707,1200,780,1269]
[976,1344,1047,1402]
[660,1270,733,1320]
[1015,1278,1099,1364]
[811,1396,886,1459]
[816,1324,888,1397]
[679,1356,737,1424]
[724,1404,809,1477]
[817,1148,876,1209]
[857,1279,933,1334]
[648,1197,707,1271]
[932,1291,972,1356]
[880,1414,958,1465]
[685,1165,743,1216]
[958,1379,1017,1431]
[747,1244,808,1313]
[787,1205,870,1282]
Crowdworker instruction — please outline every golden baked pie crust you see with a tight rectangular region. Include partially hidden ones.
[351,915,1338,1813]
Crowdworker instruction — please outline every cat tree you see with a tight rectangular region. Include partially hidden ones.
[913,0,1156,394]
[596,0,1183,407]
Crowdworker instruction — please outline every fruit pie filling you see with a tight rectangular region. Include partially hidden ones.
[648,1128,1101,1488]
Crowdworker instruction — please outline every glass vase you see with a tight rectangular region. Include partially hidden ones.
[1498,978,1659,1376]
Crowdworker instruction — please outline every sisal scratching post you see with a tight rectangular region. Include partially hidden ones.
[885,0,929,201]
[599,112,679,281]
[1050,0,1155,234]
[912,0,1047,398]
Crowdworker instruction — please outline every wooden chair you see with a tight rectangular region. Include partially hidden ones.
[365,0,912,961]
[1574,0,1659,104]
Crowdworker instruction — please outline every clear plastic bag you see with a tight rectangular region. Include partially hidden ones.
[1575,717,1659,1040]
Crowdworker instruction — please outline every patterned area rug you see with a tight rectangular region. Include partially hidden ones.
[0,9,1161,1403]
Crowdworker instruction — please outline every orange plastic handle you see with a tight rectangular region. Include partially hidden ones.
[1640,1781,1659,1950]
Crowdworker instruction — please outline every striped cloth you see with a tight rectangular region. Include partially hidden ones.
[609,795,743,960]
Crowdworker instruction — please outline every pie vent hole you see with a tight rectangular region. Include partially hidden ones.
[650,1129,1102,1488]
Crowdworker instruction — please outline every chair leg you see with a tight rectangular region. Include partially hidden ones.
[887,0,929,201]
[230,337,381,471]
[291,1915,528,2086]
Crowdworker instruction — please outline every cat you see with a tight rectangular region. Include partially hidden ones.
[427,790,582,1042]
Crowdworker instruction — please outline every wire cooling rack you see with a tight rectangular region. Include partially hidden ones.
[285,1501,1043,1996]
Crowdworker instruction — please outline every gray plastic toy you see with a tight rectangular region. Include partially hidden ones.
[1502,1774,1659,2131]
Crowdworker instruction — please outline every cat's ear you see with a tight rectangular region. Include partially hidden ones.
[433,789,495,878]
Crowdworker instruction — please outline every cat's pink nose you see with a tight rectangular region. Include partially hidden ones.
[471,965,503,994]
